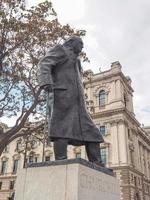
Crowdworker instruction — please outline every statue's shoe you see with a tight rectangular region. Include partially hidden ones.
[93,161,105,168]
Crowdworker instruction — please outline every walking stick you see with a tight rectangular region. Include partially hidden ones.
[42,90,54,162]
[42,92,48,162]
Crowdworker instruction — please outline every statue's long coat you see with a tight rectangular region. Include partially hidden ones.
[38,44,104,145]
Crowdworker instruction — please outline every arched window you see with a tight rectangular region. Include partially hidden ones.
[99,90,105,107]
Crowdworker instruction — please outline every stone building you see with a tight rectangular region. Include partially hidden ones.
[0,62,150,200]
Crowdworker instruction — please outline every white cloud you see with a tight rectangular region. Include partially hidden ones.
[52,0,85,23]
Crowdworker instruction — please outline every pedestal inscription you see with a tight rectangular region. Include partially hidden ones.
[80,173,118,194]
[14,159,120,200]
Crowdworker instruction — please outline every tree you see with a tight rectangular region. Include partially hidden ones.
[0,0,86,156]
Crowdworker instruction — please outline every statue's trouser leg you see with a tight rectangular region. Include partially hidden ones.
[85,142,102,163]
[54,138,68,160]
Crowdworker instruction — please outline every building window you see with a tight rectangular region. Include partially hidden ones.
[9,180,15,190]
[75,153,81,158]
[8,192,15,200]
[134,176,137,187]
[130,150,135,166]
[45,153,53,162]
[124,93,127,107]
[1,160,7,174]
[135,192,140,200]
[35,157,38,163]
[27,153,39,163]
[16,140,22,152]
[99,90,105,107]
[99,126,105,136]
[0,182,2,190]
[45,156,50,162]
[28,156,34,163]
[12,160,19,174]
[100,148,106,164]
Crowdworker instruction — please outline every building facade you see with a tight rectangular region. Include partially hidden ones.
[0,62,150,200]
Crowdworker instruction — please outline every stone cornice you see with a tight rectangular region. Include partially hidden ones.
[0,175,17,179]
[84,71,134,93]
[111,165,144,176]
[92,108,150,144]
[0,189,15,193]
[92,107,140,126]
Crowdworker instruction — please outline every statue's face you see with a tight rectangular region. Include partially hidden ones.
[72,39,84,54]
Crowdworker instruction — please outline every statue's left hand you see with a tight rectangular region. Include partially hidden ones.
[41,84,54,92]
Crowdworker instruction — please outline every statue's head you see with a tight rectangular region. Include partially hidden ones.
[64,35,84,54]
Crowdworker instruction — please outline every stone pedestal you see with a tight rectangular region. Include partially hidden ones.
[14,159,120,200]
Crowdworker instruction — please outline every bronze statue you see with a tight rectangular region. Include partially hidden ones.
[38,36,104,166]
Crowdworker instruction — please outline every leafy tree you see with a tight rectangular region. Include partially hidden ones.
[0,0,86,156]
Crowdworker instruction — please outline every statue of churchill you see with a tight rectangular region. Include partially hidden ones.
[38,36,104,166]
